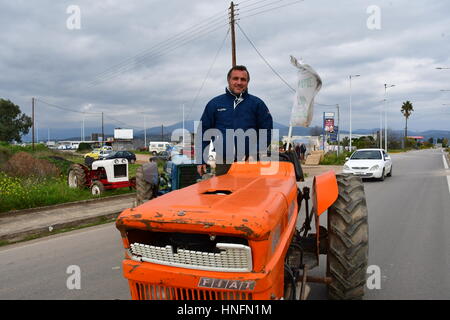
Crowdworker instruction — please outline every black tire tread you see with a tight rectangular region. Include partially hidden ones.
[135,165,155,205]
[327,174,369,300]
[68,163,87,188]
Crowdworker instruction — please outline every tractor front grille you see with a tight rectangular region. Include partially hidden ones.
[130,242,252,272]
[133,282,253,300]
[114,164,127,178]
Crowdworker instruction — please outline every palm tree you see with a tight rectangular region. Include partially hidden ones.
[401,100,414,148]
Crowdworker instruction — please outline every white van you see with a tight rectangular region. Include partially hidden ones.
[149,142,171,155]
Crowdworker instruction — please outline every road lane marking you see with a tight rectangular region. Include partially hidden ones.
[443,153,450,194]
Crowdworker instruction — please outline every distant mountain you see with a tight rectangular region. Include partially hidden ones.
[21,120,450,142]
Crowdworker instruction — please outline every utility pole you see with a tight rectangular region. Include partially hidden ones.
[144,115,147,150]
[182,104,185,148]
[161,125,164,141]
[101,112,104,146]
[229,1,237,67]
[336,104,340,156]
[32,97,35,151]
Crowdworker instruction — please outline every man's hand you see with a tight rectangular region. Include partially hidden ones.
[197,164,207,176]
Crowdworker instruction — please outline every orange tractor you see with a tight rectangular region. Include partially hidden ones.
[115,151,368,300]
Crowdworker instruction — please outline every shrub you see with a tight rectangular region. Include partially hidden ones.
[320,151,352,165]
[1,152,60,179]
[0,146,12,165]
[77,142,92,152]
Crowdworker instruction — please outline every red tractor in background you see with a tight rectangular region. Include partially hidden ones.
[68,158,135,195]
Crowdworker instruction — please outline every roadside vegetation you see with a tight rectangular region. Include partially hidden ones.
[319,151,352,165]
[0,142,135,213]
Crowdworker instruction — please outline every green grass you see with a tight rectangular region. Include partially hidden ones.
[0,172,133,213]
[319,152,352,165]
[134,150,151,155]
[0,143,153,213]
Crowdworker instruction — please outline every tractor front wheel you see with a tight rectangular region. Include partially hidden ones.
[90,181,105,196]
[327,174,369,300]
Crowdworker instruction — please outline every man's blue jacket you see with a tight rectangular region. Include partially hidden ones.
[196,88,273,164]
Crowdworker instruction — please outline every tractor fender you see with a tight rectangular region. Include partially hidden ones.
[313,170,339,216]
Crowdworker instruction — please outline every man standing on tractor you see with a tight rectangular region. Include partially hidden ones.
[196,65,273,176]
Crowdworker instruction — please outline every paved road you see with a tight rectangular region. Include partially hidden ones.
[1,149,449,299]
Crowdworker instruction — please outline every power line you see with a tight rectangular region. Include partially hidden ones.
[236,23,295,92]
[237,0,262,5]
[239,0,304,20]
[237,0,278,10]
[89,21,228,85]
[186,28,230,121]
[35,98,101,115]
[103,114,142,130]
[315,102,338,107]
[90,10,228,81]
[238,0,287,15]
[88,20,229,86]
[88,14,229,86]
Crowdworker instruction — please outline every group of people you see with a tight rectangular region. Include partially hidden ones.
[281,142,307,161]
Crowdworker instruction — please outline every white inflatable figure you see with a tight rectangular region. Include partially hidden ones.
[289,55,322,127]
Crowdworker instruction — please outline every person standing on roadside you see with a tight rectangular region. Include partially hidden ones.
[196,65,273,176]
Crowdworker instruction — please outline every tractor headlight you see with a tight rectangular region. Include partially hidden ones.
[122,159,126,163]
[370,165,379,171]
[114,159,119,164]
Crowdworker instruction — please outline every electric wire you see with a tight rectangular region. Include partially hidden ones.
[186,28,230,121]
[90,9,227,81]
[238,0,304,20]
[315,102,338,107]
[103,114,142,129]
[236,23,296,92]
[35,98,101,115]
[236,0,278,10]
[89,20,228,85]
[89,1,302,86]
[89,14,229,86]
[88,20,229,86]
[36,98,144,132]
[238,0,287,15]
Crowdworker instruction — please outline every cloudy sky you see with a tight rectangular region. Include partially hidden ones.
[1,0,450,137]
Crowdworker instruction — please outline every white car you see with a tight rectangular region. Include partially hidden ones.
[343,148,392,181]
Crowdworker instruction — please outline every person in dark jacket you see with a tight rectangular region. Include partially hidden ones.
[196,65,273,176]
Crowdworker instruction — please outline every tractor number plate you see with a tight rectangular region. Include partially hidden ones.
[198,277,256,291]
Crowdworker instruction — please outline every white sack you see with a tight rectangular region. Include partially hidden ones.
[289,55,322,127]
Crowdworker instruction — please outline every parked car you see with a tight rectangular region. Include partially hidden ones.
[342,148,392,181]
[100,150,136,164]
[84,149,112,160]
[149,142,171,155]
[150,151,171,162]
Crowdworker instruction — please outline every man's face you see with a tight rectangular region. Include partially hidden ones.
[228,69,249,95]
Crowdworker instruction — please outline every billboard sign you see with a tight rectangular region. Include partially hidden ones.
[323,112,335,133]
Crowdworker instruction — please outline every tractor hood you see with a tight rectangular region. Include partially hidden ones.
[116,162,298,240]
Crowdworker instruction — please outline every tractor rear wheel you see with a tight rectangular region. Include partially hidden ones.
[327,174,369,300]
[136,165,157,205]
[68,164,87,188]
